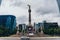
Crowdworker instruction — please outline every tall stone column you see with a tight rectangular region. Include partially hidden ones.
[28,4,31,26]
[27,5,34,36]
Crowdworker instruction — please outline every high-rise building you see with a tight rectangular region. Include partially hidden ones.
[0,15,16,33]
[34,23,43,32]
[0,0,2,5]
[43,21,58,29]
[57,0,60,12]
[19,24,26,32]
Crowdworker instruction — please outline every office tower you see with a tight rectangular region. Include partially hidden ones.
[0,15,16,33]
[57,0,60,12]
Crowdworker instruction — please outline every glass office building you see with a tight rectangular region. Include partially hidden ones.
[43,21,58,29]
[0,15,16,32]
[57,0,60,11]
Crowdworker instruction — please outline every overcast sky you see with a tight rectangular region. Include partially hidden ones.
[0,0,60,25]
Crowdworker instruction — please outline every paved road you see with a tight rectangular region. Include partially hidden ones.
[0,37,20,40]
[0,37,60,40]
[30,37,60,40]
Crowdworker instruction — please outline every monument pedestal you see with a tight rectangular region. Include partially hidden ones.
[20,36,30,40]
[27,26,34,36]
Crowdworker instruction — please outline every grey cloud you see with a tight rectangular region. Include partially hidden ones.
[36,8,57,15]
[17,16,28,24]
[35,0,58,15]
[10,0,27,8]
[11,0,22,6]
[56,14,60,17]
[1,0,60,25]
[12,2,22,6]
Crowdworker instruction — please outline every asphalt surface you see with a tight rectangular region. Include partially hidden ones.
[0,37,20,40]
[0,37,60,40]
[30,37,60,40]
